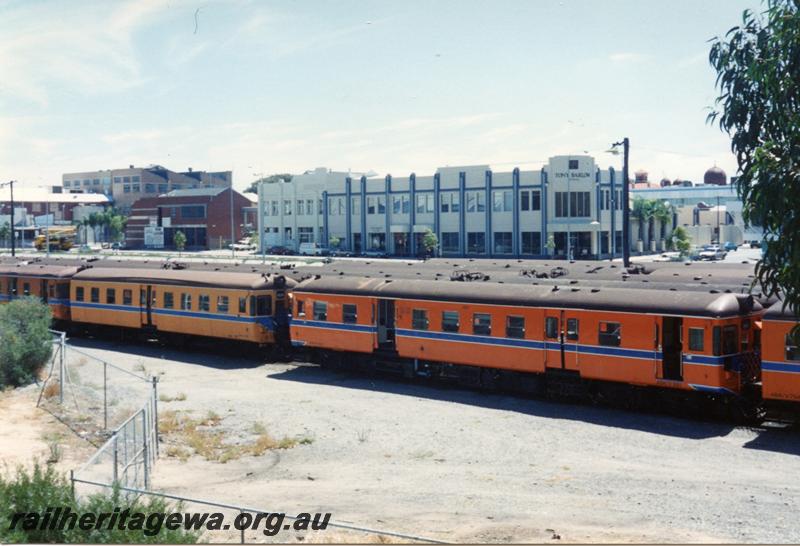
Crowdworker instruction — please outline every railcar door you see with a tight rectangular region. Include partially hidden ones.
[661,317,683,380]
[377,299,395,349]
[140,285,154,327]
[40,280,48,303]
[544,311,563,368]
[563,314,580,370]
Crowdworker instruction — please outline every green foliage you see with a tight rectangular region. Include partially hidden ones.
[328,235,340,249]
[631,197,657,242]
[668,226,692,257]
[0,462,200,543]
[545,234,556,253]
[421,229,438,256]
[709,0,800,322]
[0,222,10,247]
[0,297,52,388]
[245,173,293,194]
[173,231,187,253]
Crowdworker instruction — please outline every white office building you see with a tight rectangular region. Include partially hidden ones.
[257,156,628,259]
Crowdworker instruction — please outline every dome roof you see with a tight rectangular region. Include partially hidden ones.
[659,178,671,187]
[704,165,727,185]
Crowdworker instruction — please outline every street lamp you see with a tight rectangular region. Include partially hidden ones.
[606,138,631,267]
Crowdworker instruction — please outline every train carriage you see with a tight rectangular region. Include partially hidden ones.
[761,300,800,409]
[0,263,84,322]
[291,276,763,402]
[70,268,294,344]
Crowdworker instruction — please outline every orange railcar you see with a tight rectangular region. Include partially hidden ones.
[291,277,762,398]
[70,268,293,344]
[0,263,84,322]
[761,301,800,406]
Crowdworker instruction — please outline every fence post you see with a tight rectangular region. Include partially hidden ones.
[59,332,66,404]
[103,361,108,431]
[152,376,159,457]
[112,434,119,484]
[142,410,149,489]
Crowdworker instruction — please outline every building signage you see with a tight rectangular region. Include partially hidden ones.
[553,171,591,179]
[144,226,165,248]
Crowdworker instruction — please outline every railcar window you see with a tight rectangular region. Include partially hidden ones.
[199,295,210,312]
[296,300,304,316]
[473,313,491,336]
[49,285,55,298]
[786,335,800,361]
[217,296,229,313]
[239,297,247,314]
[23,283,30,296]
[57,284,68,299]
[506,316,525,339]
[76,287,84,301]
[343,304,357,323]
[688,328,704,351]
[599,322,621,347]
[90,287,99,303]
[412,309,429,330]
[181,293,192,310]
[106,288,116,304]
[313,301,327,321]
[8,278,17,295]
[164,292,174,309]
[566,318,579,341]
[122,290,132,305]
[712,326,721,356]
[254,295,271,316]
[442,311,460,333]
[722,325,738,354]
[545,317,558,339]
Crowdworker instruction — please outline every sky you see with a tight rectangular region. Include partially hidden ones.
[0,0,760,191]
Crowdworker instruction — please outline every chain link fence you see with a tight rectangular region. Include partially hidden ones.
[37,331,159,495]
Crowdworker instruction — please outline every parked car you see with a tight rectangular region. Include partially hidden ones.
[229,238,257,251]
[299,242,330,256]
[360,250,389,258]
[267,245,294,256]
[698,244,727,261]
[723,241,738,252]
[110,241,126,250]
[329,249,354,257]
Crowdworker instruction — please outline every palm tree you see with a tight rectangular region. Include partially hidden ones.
[0,222,10,249]
[652,201,675,249]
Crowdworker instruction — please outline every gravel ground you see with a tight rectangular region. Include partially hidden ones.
[64,338,800,543]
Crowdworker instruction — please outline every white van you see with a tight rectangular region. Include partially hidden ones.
[298,242,329,256]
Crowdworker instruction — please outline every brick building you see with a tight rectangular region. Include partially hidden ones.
[62,165,232,214]
[125,187,252,250]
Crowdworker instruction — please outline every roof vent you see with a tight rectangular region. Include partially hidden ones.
[669,288,677,291]
[571,288,580,292]
[570,280,578,284]
[591,288,600,293]
[552,285,559,292]
[710,289,719,294]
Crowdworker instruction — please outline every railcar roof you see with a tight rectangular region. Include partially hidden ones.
[0,264,85,278]
[764,300,798,320]
[294,276,761,318]
[72,268,295,290]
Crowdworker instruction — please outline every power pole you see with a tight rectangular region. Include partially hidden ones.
[612,139,631,267]
[2,180,16,257]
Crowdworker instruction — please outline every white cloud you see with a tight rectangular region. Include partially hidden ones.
[608,52,649,63]
[0,1,179,106]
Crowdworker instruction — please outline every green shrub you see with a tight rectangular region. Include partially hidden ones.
[0,297,53,388]
[0,462,200,543]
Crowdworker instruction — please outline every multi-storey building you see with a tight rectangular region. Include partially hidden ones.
[257,156,627,259]
[62,165,232,214]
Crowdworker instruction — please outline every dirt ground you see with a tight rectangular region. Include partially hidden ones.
[0,385,95,475]
[3,338,800,543]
